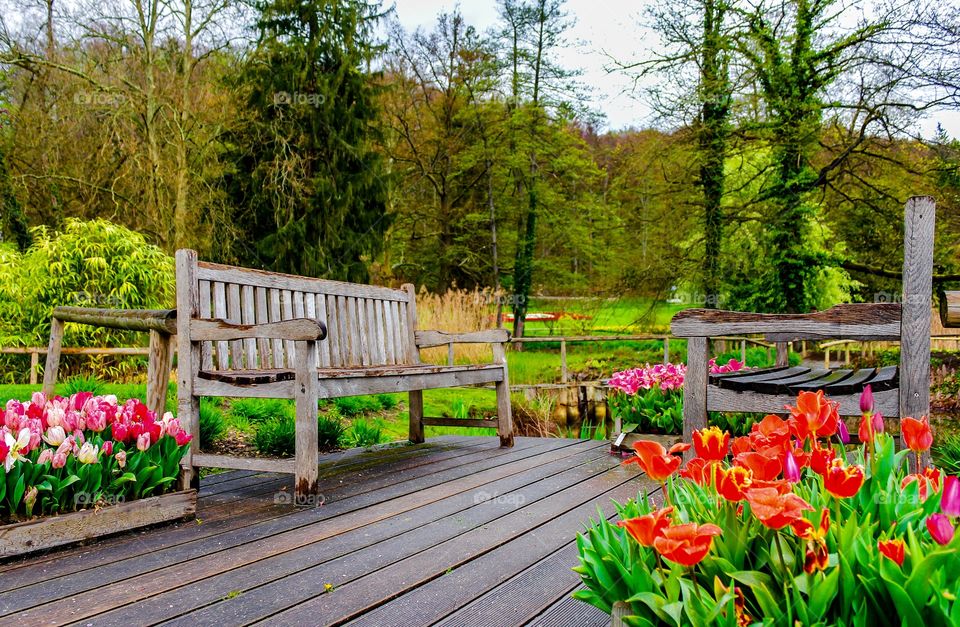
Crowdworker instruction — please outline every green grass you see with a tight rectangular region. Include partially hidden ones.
[522,296,688,335]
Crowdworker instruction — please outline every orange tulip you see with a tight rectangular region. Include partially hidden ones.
[734,452,782,481]
[809,447,836,476]
[901,467,941,501]
[716,465,752,501]
[618,506,674,547]
[693,426,730,462]
[653,522,722,566]
[792,509,830,574]
[680,457,714,486]
[901,416,933,453]
[878,538,905,566]
[744,487,813,530]
[623,440,683,482]
[823,459,865,498]
[754,414,791,444]
[787,390,839,441]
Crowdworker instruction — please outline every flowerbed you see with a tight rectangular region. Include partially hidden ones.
[575,387,960,625]
[609,359,746,435]
[1,392,191,523]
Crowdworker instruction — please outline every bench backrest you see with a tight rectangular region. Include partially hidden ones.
[176,250,419,370]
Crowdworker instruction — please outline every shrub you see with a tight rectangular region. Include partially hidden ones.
[62,375,105,397]
[348,419,386,447]
[253,417,296,457]
[229,398,294,424]
[334,395,382,417]
[934,432,960,475]
[198,399,227,449]
[318,415,346,449]
[375,394,399,410]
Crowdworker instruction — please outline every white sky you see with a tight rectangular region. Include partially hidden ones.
[391,0,960,138]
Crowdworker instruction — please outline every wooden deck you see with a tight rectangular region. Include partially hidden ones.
[0,436,658,626]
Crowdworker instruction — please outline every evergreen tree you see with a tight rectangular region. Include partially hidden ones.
[224,0,390,281]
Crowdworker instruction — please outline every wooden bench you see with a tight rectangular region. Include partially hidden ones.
[175,250,514,501]
[672,196,936,460]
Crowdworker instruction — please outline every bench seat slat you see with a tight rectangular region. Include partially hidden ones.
[197,363,503,385]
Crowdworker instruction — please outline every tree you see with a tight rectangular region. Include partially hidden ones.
[225,0,390,281]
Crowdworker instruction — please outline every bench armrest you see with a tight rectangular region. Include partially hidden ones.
[415,329,510,348]
[670,303,901,341]
[189,318,327,342]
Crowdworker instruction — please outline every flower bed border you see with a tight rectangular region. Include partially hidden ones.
[0,489,196,559]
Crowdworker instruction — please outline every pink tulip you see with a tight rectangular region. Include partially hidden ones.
[86,410,107,433]
[102,440,114,456]
[42,425,66,447]
[174,430,192,446]
[942,476,960,518]
[837,419,850,444]
[52,452,67,469]
[137,432,151,452]
[784,449,801,483]
[115,450,127,468]
[927,514,956,545]
[37,449,53,464]
[860,385,874,414]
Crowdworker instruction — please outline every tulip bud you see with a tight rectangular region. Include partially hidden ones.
[942,476,960,518]
[77,442,99,464]
[115,450,127,468]
[927,513,956,545]
[137,432,151,452]
[37,449,53,465]
[52,452,67,469]
[102,440,114,456]
[42,425,66,447]
[23,486,37,512]
[837,419,850,444]
[860,385,874,414]
[784,450,801,483]
[872,411,884,433]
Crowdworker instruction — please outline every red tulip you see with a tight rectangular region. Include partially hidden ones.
[734,452,781,481]
[823,459,865,498]
[716,465,752,502]
[680,457,713,486]
[787,390,839,441]
[927,513,956,545]
[901,416,933,453]
[792,509,830,574]
[744,487,813,530]
[653,522,722,566]
[942,475,960,518]
[810,447,836,476]
[878,538,905,566]
[623,440,683,482]
[618,506,674,547]
[902,467,942,501]
[693,426,730,462]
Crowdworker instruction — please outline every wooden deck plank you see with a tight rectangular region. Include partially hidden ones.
[2,438,584,622]
[0,438,502,590]
[524,590,610,627]
[79,443,613,626]
[257,462,646,626]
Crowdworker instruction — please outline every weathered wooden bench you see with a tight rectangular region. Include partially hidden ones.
[672,196,936,458]
[175,250,514,501]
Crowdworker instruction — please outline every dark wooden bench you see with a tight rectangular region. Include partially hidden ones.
[175,250,514,501]
[672,196,936,456]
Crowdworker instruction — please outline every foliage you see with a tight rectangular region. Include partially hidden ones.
[334,395,384,417]
[62,375,105,397]
[224,0,390,281]
[228,398,294,425]
[253,417,297,458]
[933,433,960,476]
[347,419,386,447]
[0,393,192,522]
[0,219,174,351]
[574,389,960,625]
[199,399,227,450]
[317,415,346,450]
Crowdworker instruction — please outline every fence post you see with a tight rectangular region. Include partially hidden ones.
[663,337,670,364]
[29,350,39,386]
[447,342,454,366]
[775,342,788,367]
[740,339,746,364]
[560,339,568,383]
[146,330,174,418]
[42,318,65,396]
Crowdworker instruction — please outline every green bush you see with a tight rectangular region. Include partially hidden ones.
[318,415,346,449]
[375,394,399,410]
[708,411,763,437]
[347,419,386,447]
[334,395,382,416]
[229,398,294,424]
[199,399,227,449]
[254,417,296,457]
[62,375,105,397]
[933,432,960,475]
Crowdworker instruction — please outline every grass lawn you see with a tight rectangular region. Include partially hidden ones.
[522,296,688,336]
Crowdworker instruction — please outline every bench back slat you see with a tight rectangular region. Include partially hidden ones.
[180,255,417,371]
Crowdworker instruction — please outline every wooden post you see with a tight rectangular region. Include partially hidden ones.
[493,341,514,447]
[824,349,830,369]
[29,350,39,386]
[408,389,425,444]
[294,339,319,504]
[447,342,454,366]
[775,342,788,367]
[147,330,173,418]
[42,317,65,396]
[663,337,670,364]
[560,339,568,383]
[939,290,959,328]
[682,337,708,452]
[175,249,201,491]
[740,339,746,364]
[403,283,427,445]
[844,345,850,366]
[900,196,935,470]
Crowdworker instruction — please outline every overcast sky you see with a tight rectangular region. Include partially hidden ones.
[391,0,960,138]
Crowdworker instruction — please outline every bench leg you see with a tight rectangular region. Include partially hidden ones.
[408,390,425,444]
[294,341,319,505]
[179,393,201,491]
[495,376,514,447]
